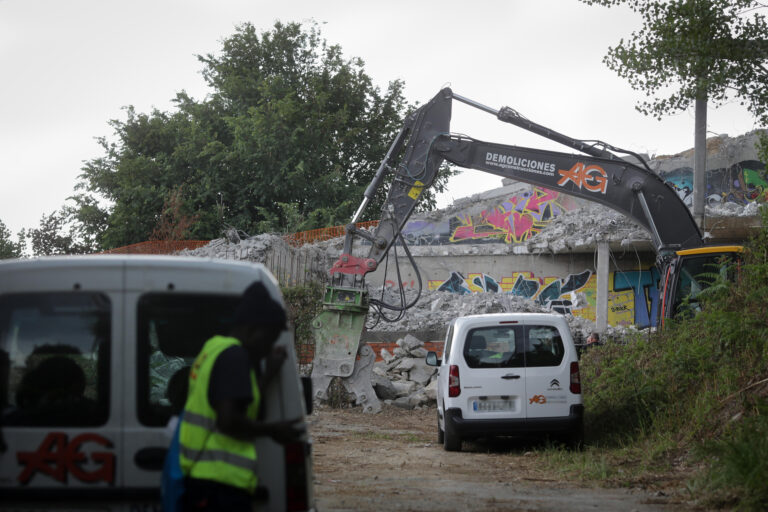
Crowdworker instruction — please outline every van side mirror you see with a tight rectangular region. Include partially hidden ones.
[301,376,313,415]
[425,351,441,367]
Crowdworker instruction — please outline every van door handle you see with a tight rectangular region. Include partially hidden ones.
[134,447,167,471]
[501,374,521,380]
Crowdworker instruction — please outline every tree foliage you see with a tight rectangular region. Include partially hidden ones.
[71,21,448,250]
[0,220,24,259]
[580,0,768,123]
[24,210,93,256]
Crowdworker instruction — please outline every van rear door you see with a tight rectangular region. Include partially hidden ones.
[522,321,572,419]
[457,323,527,422]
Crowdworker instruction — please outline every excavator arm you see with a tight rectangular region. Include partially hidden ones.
[310,87,713,412]
[345,88,702,273]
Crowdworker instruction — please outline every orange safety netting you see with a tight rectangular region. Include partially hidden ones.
[284,220,379,247]
[103,220,380,254]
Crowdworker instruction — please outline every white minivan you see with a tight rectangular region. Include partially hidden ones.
[427,313,583,451]
[0,255,314,511]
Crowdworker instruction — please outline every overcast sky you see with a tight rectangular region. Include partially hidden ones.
[0,0,761,236]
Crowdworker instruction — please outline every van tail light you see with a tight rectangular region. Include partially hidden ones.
[570,361,581,394]
[284,442,310,511]
[448,365,461,397]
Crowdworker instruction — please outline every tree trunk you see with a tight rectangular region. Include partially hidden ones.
[693,91,707,229]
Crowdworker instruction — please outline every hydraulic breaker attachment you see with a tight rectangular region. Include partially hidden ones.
[310,286,381,413]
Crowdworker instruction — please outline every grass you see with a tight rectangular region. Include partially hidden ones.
[535,206,768,510]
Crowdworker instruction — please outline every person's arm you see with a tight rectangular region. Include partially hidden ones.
[215,399,303,444]
[258,345,287,391]
[209,346,302,444]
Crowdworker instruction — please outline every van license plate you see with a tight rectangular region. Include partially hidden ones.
[473,399,514,412]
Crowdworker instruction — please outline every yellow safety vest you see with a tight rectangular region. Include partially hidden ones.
[179,335,261,493]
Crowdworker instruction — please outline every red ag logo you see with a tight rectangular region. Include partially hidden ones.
[529,395,547,404]
[17,432,115,485]
[557,163,608,194]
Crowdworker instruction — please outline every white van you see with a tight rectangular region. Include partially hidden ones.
[0,255,314,511]
[427,313,583,451]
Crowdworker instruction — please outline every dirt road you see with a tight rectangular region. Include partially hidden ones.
[309,405,689,512]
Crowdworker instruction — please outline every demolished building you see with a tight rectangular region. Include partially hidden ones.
[181,131,765,335]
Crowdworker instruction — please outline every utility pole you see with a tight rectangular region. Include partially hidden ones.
[693,88,707,229]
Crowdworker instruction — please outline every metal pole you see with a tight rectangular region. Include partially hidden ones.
[596,242,610,334]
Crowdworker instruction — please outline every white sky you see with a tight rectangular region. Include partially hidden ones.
[0,0,761,236]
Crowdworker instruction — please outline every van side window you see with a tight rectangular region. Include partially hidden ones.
[0,293,111,426]
[463,326,524,368]
[525,325,565,367]
[137,293,240,427]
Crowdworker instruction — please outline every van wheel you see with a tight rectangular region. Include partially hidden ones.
[566,425,584,451]
[443,416,462,452]
[437,411,444,444]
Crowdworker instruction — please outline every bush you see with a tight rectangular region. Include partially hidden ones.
[281,281,325,369]
[579,205,768,508]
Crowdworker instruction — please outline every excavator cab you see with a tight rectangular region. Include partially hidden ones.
[660,246,743,324]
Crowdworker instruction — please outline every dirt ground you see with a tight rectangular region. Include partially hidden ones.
[309,405,695,512]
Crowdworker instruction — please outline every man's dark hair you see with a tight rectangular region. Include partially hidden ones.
[232,282,287,329]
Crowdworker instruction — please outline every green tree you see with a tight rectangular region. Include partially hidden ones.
[0,219,24,259]
[72,22,450,250]
[26,210,93,256]
[581,0,768,122]
[581,0,768,222]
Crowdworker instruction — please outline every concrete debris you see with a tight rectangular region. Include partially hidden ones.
[373,335,437,410]
[523,202,650,252]
[707,201,762,218]
[365,286,633,344]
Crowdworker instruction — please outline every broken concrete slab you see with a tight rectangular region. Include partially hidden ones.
[408,360,436,387]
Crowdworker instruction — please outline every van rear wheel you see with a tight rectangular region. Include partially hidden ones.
[443,415,462,452]
[566,423,584,451]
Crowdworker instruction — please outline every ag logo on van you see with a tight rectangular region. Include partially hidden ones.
[17,432,115,485]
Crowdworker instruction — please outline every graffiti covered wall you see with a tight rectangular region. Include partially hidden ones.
[423,265,661,328]
[402,186,579,246]
[663,160,767,207]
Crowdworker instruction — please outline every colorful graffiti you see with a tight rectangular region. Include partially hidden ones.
[663,160,767,207]
[450,187,570,244]
[430,269,594,317]
[429,266,664,328]
[400,186,578,246]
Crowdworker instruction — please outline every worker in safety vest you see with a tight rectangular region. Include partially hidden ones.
[179,281,301,511]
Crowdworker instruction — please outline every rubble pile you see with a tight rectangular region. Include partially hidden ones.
[706,201,762,218]
[178,231,285,261]
[364,286,629,341]
[522,203,650,252]
[370,334,437,410]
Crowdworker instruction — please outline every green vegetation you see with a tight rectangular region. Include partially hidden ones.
[48,21,456,252]
[541,206,768,510]
[281,281,324,355]
[0,219,24,259]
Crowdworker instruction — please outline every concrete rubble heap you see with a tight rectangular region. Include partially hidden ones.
[370,334,437,410]
[364,286,623,341]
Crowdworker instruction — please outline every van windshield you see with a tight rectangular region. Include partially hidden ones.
[0,292,111,426]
